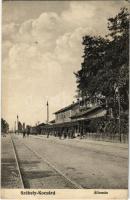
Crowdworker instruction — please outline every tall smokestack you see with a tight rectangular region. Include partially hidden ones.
[47,101,49,124]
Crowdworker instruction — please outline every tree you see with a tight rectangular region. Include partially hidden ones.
[1,118,9,133]
[75,7,129,116]
[75,35,108,99]
[106,7,129,115]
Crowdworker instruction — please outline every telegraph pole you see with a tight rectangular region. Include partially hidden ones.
[118,89,121,142]
[14,121,16,134]
[114,83,121,142]
[47,101,49,124]
[17,115,19,134]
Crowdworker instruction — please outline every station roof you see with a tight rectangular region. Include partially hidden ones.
[53,102,79,114]
[71,104,105,119]
[53,97,104,115]
[43,120,85,128]
[49,119,55,124]
[37,122,46,127]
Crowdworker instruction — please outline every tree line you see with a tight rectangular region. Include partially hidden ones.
[75,8,129,136]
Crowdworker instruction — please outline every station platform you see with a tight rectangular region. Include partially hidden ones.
[1,134,22,188]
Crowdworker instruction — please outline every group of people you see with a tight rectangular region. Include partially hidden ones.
[46,126,84,140]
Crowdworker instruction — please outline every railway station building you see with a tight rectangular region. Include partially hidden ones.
[30,96,128,142]
[39,97,111,139]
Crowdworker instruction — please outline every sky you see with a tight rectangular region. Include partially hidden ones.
[2,0,128,129]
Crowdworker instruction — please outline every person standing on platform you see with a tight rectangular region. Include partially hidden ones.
[27,126,30,137]
[22,123,26,138]
[23,129,26,138]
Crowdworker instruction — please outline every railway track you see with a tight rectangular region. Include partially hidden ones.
[10,135,24,188]
[10,135,83,189]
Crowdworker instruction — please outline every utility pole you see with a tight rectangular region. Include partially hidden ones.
[17,115,19,134]
[47,101,49,124]
[14,121,16,134]
[114,83,121,142]
[118,89,121,142]
[77,98,80,137]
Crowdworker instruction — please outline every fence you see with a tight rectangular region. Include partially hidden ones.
[83,132,128,143]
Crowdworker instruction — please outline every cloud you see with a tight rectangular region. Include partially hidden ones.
[62,2,96,28]
[62,1,128,36]
[55,27,90,69]
[19,12,64,50]
[2,1,128,126]
[2,40,13,58]
[2,22,20,41]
